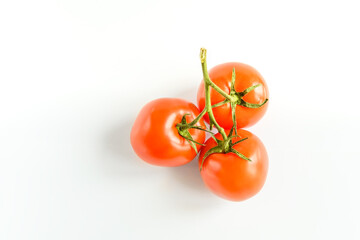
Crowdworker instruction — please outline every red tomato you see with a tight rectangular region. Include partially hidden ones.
[131,98,206,167]
[197,62,269,129]
[199,129,268,201]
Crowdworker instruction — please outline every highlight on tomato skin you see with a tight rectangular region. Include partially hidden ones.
[130,98,206,167]
[198,129,268,201]
[197,62,269,129]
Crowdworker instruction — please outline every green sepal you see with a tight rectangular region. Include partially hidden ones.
[229,134,241,140]
[230,67,236,93]
[228,126,234,138]
[191,126,215,135]
[211,99,228,108]
[232,137,248,146]
[231,83,268,109]
[230,101,237,135]
[230,148,251,161]
[190,126,218,142]
[182,133,205,146]
[180,113,190,123]
[239,98,268,108]
[230,68,237,134]
[176,114,205,154]
[240,84,262,96]
[181,130,199,154]
[200,145,223,171]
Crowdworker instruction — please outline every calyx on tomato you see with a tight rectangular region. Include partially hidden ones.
[226,68,268,132]
[175,114,206,153]
[200,127,249,171]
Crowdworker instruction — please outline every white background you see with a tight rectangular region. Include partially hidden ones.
[1,0,360,239]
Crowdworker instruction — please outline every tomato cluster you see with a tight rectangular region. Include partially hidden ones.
[131,49,269,201]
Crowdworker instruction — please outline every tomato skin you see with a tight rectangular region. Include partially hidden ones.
[131,98,206,167]
[197,62,269,129]
[199,129,268,201]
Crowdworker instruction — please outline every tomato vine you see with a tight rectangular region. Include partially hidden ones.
[176,48,269,170]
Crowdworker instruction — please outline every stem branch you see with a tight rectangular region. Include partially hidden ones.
[200,48,228,140]
[188,101,227,126]
[189,108,207,126]
[200,49,233,101]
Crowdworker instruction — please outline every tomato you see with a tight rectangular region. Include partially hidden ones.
[131,98,206,167]
[198,129,268,201]
[197,62,269,129]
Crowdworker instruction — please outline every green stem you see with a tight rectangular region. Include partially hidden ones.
[211,100,228,108]
[188,108,207,126]
[200,49,233,101]
[188,101,227,126]
[200,48,228,140]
